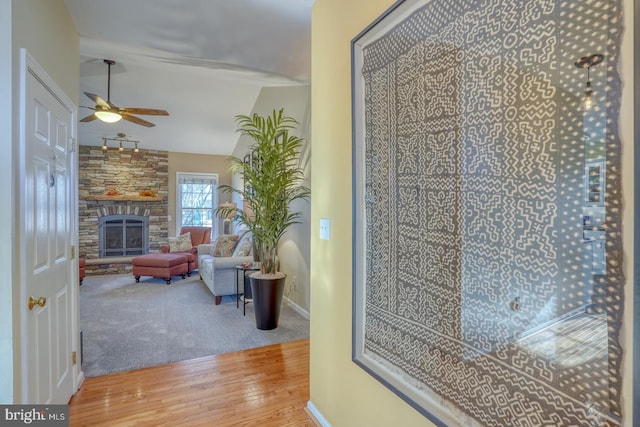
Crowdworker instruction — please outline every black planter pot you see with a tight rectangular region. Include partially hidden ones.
[250,274,286,330]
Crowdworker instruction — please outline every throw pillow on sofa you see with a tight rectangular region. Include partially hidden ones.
[213,234,239,257]
[232,232,252,257]
[169,232,192,252]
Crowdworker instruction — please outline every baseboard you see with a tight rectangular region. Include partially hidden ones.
[306,401,331,427]
[283,296,310,319]
[74,370,85,394]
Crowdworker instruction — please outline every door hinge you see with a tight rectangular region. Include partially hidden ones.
[71,245,75,260]
[69,137,76,153]
[72,351,77,365]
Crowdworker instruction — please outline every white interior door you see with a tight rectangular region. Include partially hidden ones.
[22,53,75,404]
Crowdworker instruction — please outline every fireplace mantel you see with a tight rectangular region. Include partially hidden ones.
[82,195,163,202]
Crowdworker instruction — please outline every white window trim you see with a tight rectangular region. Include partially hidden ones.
[176,172,219,236]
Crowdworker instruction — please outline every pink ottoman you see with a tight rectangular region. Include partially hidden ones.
[132,253,190,285]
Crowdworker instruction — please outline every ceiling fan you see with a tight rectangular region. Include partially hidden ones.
[80,59,169,128]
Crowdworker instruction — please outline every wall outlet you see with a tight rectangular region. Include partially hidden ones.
[320,218,331,240]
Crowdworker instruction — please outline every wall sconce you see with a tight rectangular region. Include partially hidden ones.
[101,133,141,153]
[218,202,237,234]
[575,53,604,111]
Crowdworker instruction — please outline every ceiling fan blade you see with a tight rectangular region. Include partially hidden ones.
[84,92,110,108]
[120,107,169,116]
[121,113,155,127]
[79,113,98,123]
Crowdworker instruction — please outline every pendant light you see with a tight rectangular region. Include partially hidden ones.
[575,54,604,111]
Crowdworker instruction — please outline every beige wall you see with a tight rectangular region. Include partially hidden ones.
[310,0,429,425]
[167,151,232,237]
[309,1,635,427]
[12,0,80,104]
[4,0,79,403]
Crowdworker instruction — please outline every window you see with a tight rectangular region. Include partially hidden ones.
[176,173,218,234]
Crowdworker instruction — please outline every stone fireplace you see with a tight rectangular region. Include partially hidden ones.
[79,145,169,275]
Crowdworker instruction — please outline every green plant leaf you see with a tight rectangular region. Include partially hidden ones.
[215,108,310,275]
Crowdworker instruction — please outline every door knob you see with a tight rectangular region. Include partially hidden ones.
[28,296,46,310]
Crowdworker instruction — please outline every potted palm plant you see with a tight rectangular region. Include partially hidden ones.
[216,108,310,329]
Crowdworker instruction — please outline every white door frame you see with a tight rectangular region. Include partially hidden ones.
[18,49,82,403]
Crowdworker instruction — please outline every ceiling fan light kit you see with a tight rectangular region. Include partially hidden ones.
[80,59,169,127]
[94,109,122,123]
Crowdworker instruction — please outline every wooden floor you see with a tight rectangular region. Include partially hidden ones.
[69,339,313,427]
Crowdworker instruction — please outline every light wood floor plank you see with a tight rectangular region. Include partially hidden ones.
[69,339,312,426]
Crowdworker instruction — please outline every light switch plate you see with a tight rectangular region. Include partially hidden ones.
[320,218,331,240]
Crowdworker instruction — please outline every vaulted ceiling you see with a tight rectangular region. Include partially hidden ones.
[64,0,313,155]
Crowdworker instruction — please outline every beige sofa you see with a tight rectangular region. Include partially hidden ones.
[198,231,253,304]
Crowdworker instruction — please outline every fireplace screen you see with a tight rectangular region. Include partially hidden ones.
[99,215,149,257]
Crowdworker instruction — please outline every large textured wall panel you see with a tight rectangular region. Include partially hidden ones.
[354,0,623,425]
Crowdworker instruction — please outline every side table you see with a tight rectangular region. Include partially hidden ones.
[234,265,259,315]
